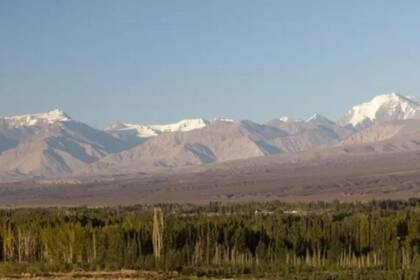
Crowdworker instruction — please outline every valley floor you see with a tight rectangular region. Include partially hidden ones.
[2,151,420,207]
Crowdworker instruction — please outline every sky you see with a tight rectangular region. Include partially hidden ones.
[1,0,420,128]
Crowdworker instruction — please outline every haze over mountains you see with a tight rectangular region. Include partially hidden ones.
[1,92,420,181]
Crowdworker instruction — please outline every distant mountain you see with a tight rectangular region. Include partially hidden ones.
[0,110,71,153]
[266,114,354,151]
[92,120,285,173]
[91,117,354,175]
[340,93,420,129]
[3,109,71,128]
[337,119,420,153]
[0,110,132,177]
[3,92,420,180]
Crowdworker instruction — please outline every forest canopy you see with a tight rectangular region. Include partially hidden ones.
[0,199,419,279]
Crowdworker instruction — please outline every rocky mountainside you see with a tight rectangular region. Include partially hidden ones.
[2,93,420,180]
[337,119,420,153]
[91,117,358,174]
[0,110,133,177]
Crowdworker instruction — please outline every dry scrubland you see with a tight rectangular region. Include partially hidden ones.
[2,150,420,207]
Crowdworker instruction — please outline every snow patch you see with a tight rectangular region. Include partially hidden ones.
[3,109,71,128]
[150,118,209,133]
[277,116,303,122]
[108,118,210,138]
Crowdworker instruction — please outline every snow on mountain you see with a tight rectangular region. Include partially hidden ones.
[5,92,420,180]
[305,114,335,124]
[277,116,303,122]
[340,93,420,128]
[212,118,235,123]
[3,109,71,128]
[107,118,211,138]
[267,113,353,145]
[272,114,333,124]
[150,118,209,133]
[107,123,160,138]
[0,110,134,177]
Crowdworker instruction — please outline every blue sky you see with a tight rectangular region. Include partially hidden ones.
[1,0,420,127]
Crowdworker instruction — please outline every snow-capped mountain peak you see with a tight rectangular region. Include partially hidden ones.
[305,114,333,123]
[107,118,210,138]
[340,92,420,128]
[3,109,71,128]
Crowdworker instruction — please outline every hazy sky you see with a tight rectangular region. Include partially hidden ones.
[1,0,420,127]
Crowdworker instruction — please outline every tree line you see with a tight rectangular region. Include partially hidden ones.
[0,199,419,279]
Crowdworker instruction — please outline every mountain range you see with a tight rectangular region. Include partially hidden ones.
[2,92,420,181]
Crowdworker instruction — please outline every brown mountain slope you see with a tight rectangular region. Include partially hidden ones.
[90,120,283,173]
[3,119,420,206]
[0,121,132,178]
[90,119,354,175]
[337,119,420,153]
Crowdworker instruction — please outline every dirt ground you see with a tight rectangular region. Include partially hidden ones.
[1,151,420,208]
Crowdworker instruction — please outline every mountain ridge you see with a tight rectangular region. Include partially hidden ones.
[340,93,420,129]
[2,92,420,180]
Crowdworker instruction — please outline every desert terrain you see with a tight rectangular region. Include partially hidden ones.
[1,146,419,207]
